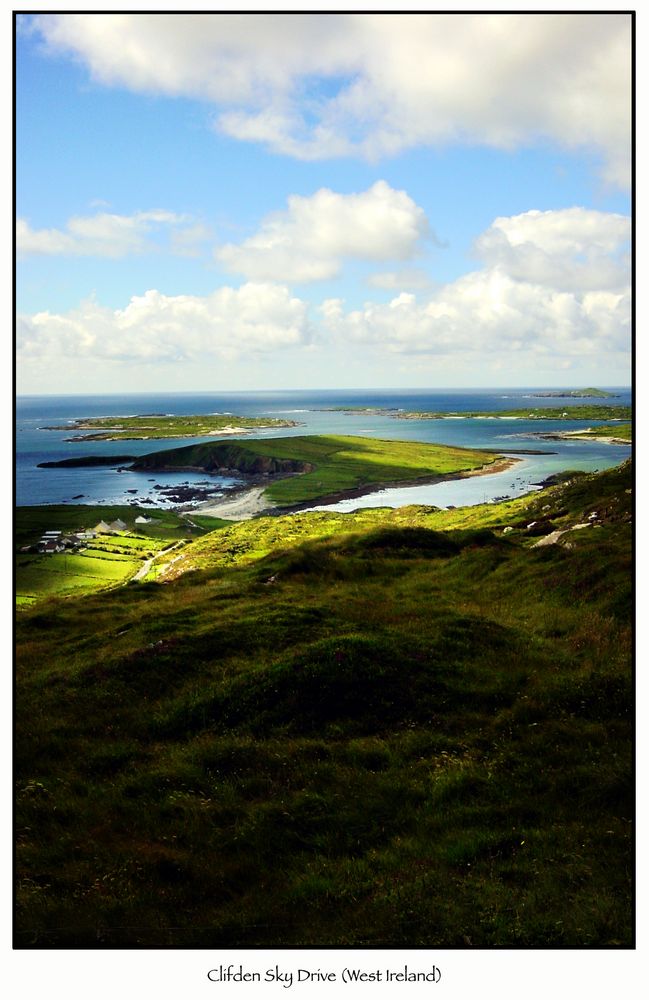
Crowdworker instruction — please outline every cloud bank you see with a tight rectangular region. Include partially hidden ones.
[30,12,631,186]
[18,283,310,365]
[18,208,629,382]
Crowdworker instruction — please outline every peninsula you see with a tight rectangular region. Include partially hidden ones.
[527,423,632,446]
[129,434,514,510]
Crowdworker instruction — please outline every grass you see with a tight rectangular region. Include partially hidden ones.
[14,460,632,947]
[133,434,503,506]
[16,550,141,603]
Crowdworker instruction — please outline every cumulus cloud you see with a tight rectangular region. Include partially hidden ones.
[17,209,195,258]
[473,208,630,292]
[323,275,629,359]
[321,208,630,360]
[30,12,631,185]
[215,181,431,282]
[17,283,311,364]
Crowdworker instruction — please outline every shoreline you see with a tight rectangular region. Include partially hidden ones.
[186,455,521,522]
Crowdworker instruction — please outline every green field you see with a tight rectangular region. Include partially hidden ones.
[15,505,228,604]
[43,412,299,441]
[133,434,503,505]
[15,461,632,946]
[16,550,141,604]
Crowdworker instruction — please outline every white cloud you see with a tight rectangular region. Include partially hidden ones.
[473,208,630,291]
[322,208,631,360]
[31,12,631,186]
[216,181,431,282]
[324,274,629,360]
[17,283,310,365]
[17,209,191,258]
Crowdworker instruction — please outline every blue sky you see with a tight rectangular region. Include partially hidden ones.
[16,11,632,393]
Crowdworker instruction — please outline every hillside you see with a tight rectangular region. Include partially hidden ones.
[15,462,632,947]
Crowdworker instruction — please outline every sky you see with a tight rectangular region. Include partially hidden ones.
[15,10,632,394]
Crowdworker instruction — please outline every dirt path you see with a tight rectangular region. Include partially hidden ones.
[132,540,184,581]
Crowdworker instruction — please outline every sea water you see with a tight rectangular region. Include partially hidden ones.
[15,388,631,510]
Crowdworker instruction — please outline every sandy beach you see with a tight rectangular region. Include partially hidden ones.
[190,486,276,520]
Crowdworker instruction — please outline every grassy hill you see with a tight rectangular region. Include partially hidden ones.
[15,462,632,947]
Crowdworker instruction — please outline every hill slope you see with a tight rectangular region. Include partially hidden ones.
[15,462,632,947]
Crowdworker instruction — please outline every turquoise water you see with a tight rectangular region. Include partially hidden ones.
[16,388,631,509]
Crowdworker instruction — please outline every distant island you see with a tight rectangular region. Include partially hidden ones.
[529,388,618,398]
[327,405,631,422]
[392,405,631,421]
[41,412,301,442]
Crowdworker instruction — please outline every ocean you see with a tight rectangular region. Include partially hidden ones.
[16,388,632,511]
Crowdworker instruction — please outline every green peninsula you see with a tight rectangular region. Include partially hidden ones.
[43,412,301,441]
[131,434,509,506]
